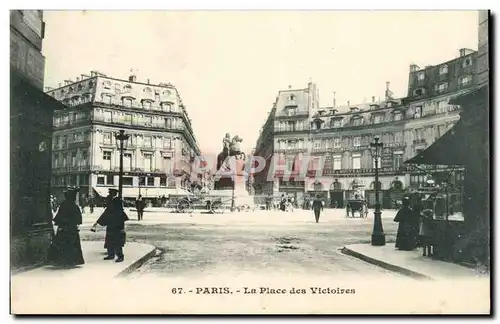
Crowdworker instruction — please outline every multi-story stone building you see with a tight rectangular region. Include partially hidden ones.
[253,82,319,204]
[45,72,200,203]
[253,49,477,208]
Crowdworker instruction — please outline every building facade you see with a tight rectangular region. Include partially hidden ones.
[46,73,201,203]
[253,49,477,208]
[11,10,67,270]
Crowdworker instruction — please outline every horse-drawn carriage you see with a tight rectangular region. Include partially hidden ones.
[168,193,255,214]
[345,199,368,218]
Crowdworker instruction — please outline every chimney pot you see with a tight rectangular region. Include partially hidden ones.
[288,85,292,89]
[347,101,350,106]
[372,96,375,103]
[386,81,390,90]
[76,77,80,82]
[129,75,137,82]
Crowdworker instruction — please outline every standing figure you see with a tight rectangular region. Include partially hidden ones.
[393,197,417,251]
[91,188,129,262]
[280,194,286,212]
[135,195,146,221]
[88,195,95,214]
[47,186,85,267]
[312,195,324,223]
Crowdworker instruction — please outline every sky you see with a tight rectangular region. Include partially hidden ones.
[42,10,479,155]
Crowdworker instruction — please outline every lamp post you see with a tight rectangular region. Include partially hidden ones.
[115,129,130,199]
[370,135,385,246]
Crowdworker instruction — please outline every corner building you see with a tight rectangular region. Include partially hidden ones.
[254,49,477,209]
[46,73,200,203]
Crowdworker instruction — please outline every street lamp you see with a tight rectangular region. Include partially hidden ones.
[370,135,385,246]
[115,129,130,199]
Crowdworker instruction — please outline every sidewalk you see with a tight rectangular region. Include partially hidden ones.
[11,241,156,314]
[342,243,489,280]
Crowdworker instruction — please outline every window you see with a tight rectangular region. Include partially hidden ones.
[459,76,471,87]
[352,154,361,170]
[81,150,88,166]
[352,117,362,126]
[414,106,422,119]
[333,138,341,148]
[144,116,152,126]
[97,176,105,185]
[163,156,172,173]
[413,88,424,96]
[332,119,342,128]
[103,81,111,89]
[123,177,133,186]
[394,131,403,143]
[288,141,297,150]
[103,132,112,144]
[415,128,425,140]
[102,151,112,170]
[106,175,114,186]
[393,152,404,170]
[123,98,133,108]
[102,94,112,105]
[165,118,172,128]
[288,94,295,101]
[439,65,448,75]
[146,177,154,186]
[417,72,425,81]
[160,177,167,187]
[436,83,448,93]
[333,155,342,170]
[142,101,152,109]
[372,156,378,169]
[123,85,132,93]
[144,136,152,148]
[143,154,152,172]
[416,149,424,155]
[287,107,296,116]
[71,152,77,167]
[353,137,361,147]
[163,137,172,149]
[437,124,447,137]
[103,111,112,122]
[161,102,172,112]
[437,100,447,113]
[123,153,132,171]
[124,113,132,125]
[314,140,321,149]
[62,135,67,147]
[373,115,382,124]
[463,58,472,68]
[394,113,402,121]
[286,158,294,171]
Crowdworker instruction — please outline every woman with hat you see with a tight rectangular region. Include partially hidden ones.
[393,196,417,251]
[47,186,85,267]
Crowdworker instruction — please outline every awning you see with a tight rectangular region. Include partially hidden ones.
[92,186,192,198]
[404,121,466,166]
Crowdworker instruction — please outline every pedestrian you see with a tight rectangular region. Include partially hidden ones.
[91,188,129,262]
[394,197,417,251]
[88,195,95,214]
[135,194,145,221]
[47,186,85,268]
[312,195,324,223]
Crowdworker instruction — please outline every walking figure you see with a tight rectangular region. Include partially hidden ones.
[47,186,85,267]
[91,188,129,262]
[312,194,324,223]
[135,195,146,221]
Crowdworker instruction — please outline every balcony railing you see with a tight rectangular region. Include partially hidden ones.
[92,115,185,131]
[53,118,90,128]
[273,148,308,154]
[274,125,310,133]
[413,139,427,145]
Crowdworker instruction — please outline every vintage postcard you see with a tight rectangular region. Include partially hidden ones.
[10,9,490,315]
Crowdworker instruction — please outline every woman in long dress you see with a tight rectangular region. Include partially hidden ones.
[47,187,85,267]
[393,197,417,251]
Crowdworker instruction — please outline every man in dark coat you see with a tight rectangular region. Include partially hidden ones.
[135,194,146,221]
[312,195,324,223]
[92,188,129,262]
[88,195,95,214]
[47,186,85,267]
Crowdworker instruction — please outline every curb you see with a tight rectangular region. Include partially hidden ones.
[116,245,157,278]
[340,246,433,280]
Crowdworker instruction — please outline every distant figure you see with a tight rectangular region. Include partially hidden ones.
[92,188,129,262]
[88,195,95,214]
[312,195,324,223]
[135,195,146,221]
[47,186,85,267]
[280,194,286,212]
[394,197,417,251]
[265,194,272,210]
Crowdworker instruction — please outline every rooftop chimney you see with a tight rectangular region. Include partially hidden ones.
[288,85,292,89]
[81,74,90,80]
[76,77,80,82]
[90,71,98,77]
[129,75,137,82]
[372,96,375,103]
[459,48,474,57]
[410,63,420,73]
[333,91,336,108]
[58,83,62,88]
[147,79,150,84]
[347,100,350,107]
[64,79,72,85]
[386,81,390,91]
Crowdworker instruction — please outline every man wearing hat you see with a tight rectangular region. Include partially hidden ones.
[311,194,324,223]
[91,188,129,262]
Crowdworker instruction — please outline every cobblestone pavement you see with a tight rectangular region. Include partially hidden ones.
[80,209,401,278]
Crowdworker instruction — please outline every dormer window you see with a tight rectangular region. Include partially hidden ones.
[68,87,74,93]
[394,112,402,121]
[286,107,296,116]
[463,58,472,68]
[288,94,295,101]
[435,82,448,93]
[373,115,383,124]
[414,106,422,119]
[459,76,472,87]
[77,83,83,91]
[161,102,173,112]
[122,97,133,108]
[351,116,362,126]
[413,88,425,96]
[88,81,94,88]
[330,118,342,128]
[123,84,132,93]
[439,65,448,75]
[349,107,359,113]
[103,81,111,89]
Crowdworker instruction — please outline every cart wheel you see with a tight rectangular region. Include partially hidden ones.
[177,199,193,214]
[210,201,224,214]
